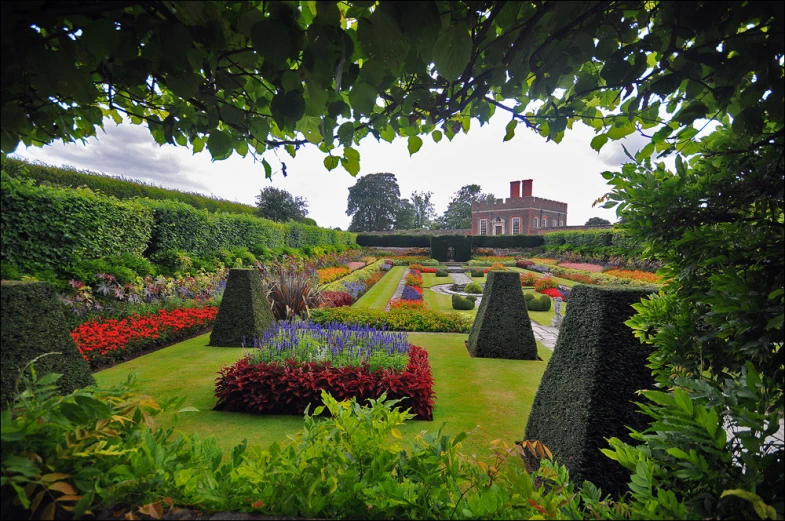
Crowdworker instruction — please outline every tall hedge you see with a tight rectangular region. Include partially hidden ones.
[1,173,356,275]
[209,269,275,347]
[1,281,95,409]
[524,285,655,495]
[431,235,473,262]
[467,271,538,359]
[3,156,258,215]
[1,174,154,274]
[471,235,544,248]
[355,234,431,247]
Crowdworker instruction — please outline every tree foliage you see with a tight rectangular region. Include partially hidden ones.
[584,217,611,226]
[438,184,496,229]
[410,190,436,229]
[2,1,780,175]
[394,198,416,230]
[255,186,308,222]
[346,173,400,232]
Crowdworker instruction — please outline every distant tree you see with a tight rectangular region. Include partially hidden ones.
[411,191,436,229]
[302,217,317,226]
[585,217,611,226]
[439,185,496,229]
[394,198,417,230]
[346,173,401,232]
[256,186,308,222]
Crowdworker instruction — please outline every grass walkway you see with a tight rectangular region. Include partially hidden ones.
[95,332,551,460]
[351,266,404,309]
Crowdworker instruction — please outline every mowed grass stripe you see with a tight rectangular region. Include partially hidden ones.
[352,266,405,309]
[94,332,551,459]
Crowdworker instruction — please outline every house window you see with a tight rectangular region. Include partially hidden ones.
[480,219,487,235]
[543,217,548,228]
[512,217,520,235]
[559,220,564,227]
[533,217,539,228]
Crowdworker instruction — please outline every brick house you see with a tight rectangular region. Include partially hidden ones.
[470,180,568,236]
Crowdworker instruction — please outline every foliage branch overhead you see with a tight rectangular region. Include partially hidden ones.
[2,1,781,176]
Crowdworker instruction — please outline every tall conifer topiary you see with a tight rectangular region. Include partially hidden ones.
[209,268,275,347]
[1,281,95,409]
[467,271,537,359]
[524,284,655,495]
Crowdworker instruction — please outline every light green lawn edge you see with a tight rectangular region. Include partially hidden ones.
[351,266,405,309]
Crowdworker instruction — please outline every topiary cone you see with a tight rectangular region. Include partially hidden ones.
[209,268,275,347]
[524,284,656,495]
[467,271,538,359]
[1,280,95,409]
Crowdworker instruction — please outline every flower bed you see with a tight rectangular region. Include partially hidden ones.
[320,260,393,303]
[390,299,427,310]
[467,257,518,266]
[516,260,535,268]
[317,266,351,284]
[214,322,434,420]
[310,307,472,333]
[527,258,559,265]
[520,273,540,286]
[405,270,424,288]
[534,276,559,291]
[320,291,354,308]
[558,262,605,273]
[401,286,424,301]
[72,305,218,367]
[346,261,366,271]
[549,266,659,287]
[603,269,662,284]
[537,287,565,300]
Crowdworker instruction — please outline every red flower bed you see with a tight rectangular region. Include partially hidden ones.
[516,260,535,268]
[533,276,559,291]
[420,267,437,273]
[520,273,539,286]
[215,345,435,420]
[538,287,564,300]
[390,299,427,310]
[72,306,218,367]
[320,291,354,308]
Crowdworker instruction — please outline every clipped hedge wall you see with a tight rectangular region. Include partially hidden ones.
[209,269,275,347]
[3,157,258,215]
[431,235,473,262]
[471,235,544,248]
[356,234,431,247]
[524,285,656,495]
[1,173,356,275]
[1,175,154,274]
[467,271,538,360]
[1,281,95,409]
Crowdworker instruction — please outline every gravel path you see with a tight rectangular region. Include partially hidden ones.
[449,271,472,284]
[384,267,410,311]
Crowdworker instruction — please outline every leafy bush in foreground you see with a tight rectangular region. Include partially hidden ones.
[310,307,472,333]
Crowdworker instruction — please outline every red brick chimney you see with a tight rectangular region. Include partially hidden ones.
[509,180,521,199]
[522,179,533,197]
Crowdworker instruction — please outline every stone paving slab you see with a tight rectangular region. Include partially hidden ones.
[531,323,559,350]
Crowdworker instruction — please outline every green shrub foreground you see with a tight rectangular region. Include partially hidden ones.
[310,307,472,333]
[0,370,628,520]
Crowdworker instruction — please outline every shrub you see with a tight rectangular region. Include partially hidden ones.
[72,306,218,368]
[464,282,483,294]
[310,307,472,333]
[534,276,559,291]
[470,269,484,278]
[526,294,552,312]
[472,248,495,256]
[215,345,435,420]
[520,273,539,286]
[452,294,475,310]
[435,269,449,277]
[525,285,656,495]
[319,291,354,308]
[259,262,321,320]
[0,281,94,409]
[517,260,535,268]
[209,269,274,347]
[467,272,538,360]
[66,253,156,285]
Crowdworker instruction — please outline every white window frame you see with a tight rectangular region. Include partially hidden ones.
[512,217,520,235]
[559,220,564,227]
[543,217,548,228]
[533,217,539,228]
[479,219,487,236]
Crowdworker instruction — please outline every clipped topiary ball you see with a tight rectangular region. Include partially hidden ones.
[1,281,95,409]
[452,294,475,310]
[471,270,484,277]
[209,268,275,347]
[464,282,483,294]
[524,284,656,495]
[435,269,449,277]
[467,271,538,360]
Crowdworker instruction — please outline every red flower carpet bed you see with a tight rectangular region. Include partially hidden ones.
[214,345,435,420]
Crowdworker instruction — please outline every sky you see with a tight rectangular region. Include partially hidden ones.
[13,113,648,229]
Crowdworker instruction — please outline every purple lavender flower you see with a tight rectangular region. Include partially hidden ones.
[401,286,424,301]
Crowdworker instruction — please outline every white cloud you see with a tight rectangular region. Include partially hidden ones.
[15,114,631,229]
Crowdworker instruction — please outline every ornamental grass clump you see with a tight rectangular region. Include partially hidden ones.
[248,321,411,373]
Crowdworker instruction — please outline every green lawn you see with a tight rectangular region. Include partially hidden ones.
[95,332,551,460]
[351,266,405,309]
